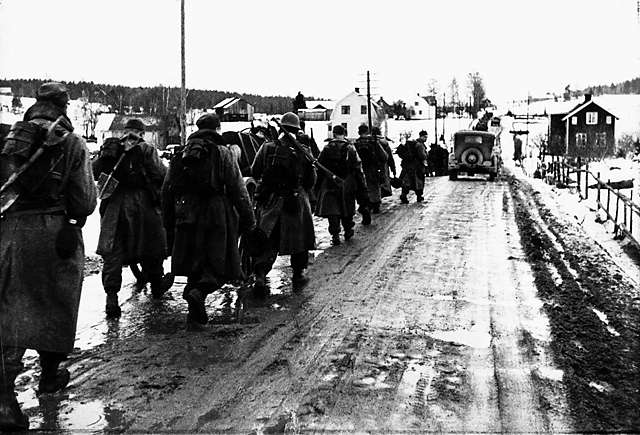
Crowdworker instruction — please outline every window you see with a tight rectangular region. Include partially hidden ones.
[595,132,607,147]
[586,112,598,125]
[576,133,587,147]
[419,110,423,115]
[361,105,367,115]
[341,105,350,115]
[606,116,612,124]
[414,101,419,106]
[571,116,577,125]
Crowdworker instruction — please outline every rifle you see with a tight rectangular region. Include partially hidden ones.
[271,118,343,185]
[0,116,68,214]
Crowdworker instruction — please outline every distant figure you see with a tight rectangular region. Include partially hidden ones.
[161,113,255,327]
[314,124,368,245]
[0,82,97,431]
[397,130,428,203]
[297,119,320,158]
[372,126,396,198]
[92,118,172,318]
[293,91,307,112]
[354,124,388,213]
[251,112,316,296]
[513,135,523,162]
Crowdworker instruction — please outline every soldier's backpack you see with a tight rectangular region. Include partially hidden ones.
[0,120,65,212]
[396,142,409,160]
[355,136,376,165]
[172,136,218,197]
[321,140,349,179]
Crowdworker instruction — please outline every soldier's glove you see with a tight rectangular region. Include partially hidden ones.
[55,217,84,259]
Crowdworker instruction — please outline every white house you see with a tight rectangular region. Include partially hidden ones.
[401,94,434,119]
[329,88,386,139]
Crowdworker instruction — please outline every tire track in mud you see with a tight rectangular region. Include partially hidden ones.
[508,173,640,431]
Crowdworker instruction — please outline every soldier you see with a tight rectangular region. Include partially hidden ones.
[162,114,256,327]
[354,124,388,214]
[371,126,396,198]
[93,118,171,318]
[314,125,367,245]
[0,82,97,431]
[251,112,316,297]
[298,119,320,158]
[398,130,428,203]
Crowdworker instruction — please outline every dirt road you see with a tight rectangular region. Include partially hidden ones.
[16,172,640,432]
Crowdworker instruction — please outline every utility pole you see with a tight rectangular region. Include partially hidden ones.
[434,97,438,145]
[180,0,187,147]
[366,70,372,133]
[526,92,530,154]
[442,92,446,142]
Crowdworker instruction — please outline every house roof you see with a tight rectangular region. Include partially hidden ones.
[213,97,253,109]
[306,100,334,110]
[561,99,619,121]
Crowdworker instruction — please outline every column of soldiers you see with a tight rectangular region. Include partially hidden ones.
[0,83,429,430]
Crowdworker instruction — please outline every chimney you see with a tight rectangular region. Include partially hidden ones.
[355,87,360,93]
[584,93,592,102]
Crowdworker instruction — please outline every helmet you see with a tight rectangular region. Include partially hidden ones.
[280,112,300,130]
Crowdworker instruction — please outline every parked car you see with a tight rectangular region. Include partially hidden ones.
[448,130,500,181]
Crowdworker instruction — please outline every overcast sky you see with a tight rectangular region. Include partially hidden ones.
[0,0,638,104]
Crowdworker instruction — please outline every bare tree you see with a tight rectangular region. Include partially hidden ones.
[449,77,459,105]
[467,72,486,118]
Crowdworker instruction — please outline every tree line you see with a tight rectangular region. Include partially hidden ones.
[582,76,640,96]
[0,78,313,115]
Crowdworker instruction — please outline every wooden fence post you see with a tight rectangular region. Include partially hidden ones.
[614,189,620,234]
[607,180,611,217]
[585,161,589,200]
[577,157,582,197]
[596,171,601,210]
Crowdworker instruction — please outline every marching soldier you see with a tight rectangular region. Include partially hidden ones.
[162,114,256,327]
[251,112,316,297]
[372,126,396,199]
[398,130,428,203]
[0,82,97,430]
[314,125,367,245]
[354,124,388,214]
[93,118,171,318]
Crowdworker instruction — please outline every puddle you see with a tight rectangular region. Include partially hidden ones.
[429,324,492,348]
[19,393,126,432]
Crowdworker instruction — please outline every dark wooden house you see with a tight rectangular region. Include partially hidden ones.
[547,94,618,158]
[213,97,254,122]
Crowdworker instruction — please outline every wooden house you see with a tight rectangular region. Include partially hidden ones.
[213,97,254,122]
[329,88,386,139]
[101,114,179,150]
[548,94,618,158]
[297,100,333,121]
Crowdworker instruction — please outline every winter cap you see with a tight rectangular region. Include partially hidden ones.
[418,130,428,137]
[358,124,369,135]
[332,125,345,135]
[36,82,69,106]
[196,113,221,130]
[124,118,145,132]
[371,126,381,135]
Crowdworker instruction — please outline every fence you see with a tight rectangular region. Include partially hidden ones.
[542,158,639,249]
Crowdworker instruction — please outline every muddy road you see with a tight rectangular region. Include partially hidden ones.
[16,171,640,432]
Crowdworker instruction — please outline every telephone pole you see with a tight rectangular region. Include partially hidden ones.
[366,70,372,133]
[180,0,187,147]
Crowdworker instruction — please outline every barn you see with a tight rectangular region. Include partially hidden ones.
[213,97,254,122]
[298,100,333,121]
[547,94,618,158]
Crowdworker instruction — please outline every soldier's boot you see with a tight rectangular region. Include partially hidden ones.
[38,355,70,395]
[416,195,424,203]
[151,273,175,299]
[331,234,341,246]
[292,269,309,291]
[0,357,28,431]
[185,288,208,325]
[371,202,381,214]
[343,228,354,241]
[360,207,372,226]
[252,270,270,299]
[105,291,121,319]
[400,194,409,204]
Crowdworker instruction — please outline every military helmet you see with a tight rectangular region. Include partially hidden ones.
[280,112,300,130]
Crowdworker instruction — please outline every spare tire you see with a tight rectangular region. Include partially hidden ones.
[461,147,484,166]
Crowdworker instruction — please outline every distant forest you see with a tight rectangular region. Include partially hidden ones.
[582,76,640,96]
[0,78,316,115]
